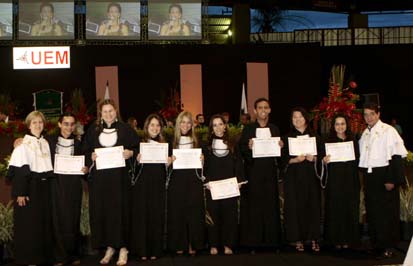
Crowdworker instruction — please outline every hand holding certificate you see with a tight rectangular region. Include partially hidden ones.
[139,143,168,164]
[173,148,202,169]
[252,137,281,158]
[325,141,355,162]
[288,137,317,156]
[54,154,85,175]
[208,177,240,200]
[95,146,125,170]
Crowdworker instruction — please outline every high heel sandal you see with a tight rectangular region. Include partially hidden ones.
[311,241,320,253]
[116,248,128,266]
[188,245,196,256]
[100,247,115,265]
[210,247,218,255]
[295,242,304,252]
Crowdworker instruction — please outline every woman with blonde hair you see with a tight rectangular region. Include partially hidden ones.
[83,99,139,265]
[167,111,205,255]
[7,111,65,265]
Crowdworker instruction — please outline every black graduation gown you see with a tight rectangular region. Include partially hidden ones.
[239,122,282,247]
[281,128,323,243]
[323,137,360,246]
[84,121,139,249]
[7,135,64,265]
[167,142,206,252]
[203,142,245,248]
[48,134,84,261]
[362,155,405,249]
[129,141,167,258]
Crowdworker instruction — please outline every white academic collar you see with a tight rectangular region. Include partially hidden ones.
[367,120,384,133]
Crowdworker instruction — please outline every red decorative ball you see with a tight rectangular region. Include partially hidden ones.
[349,81,357,89]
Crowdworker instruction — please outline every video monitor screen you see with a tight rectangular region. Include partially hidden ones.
[0,1,13,40]
[86,0,140,40]
[148,0,201,40]
[18,0,74,40]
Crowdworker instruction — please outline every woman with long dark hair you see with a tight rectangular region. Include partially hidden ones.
[323,114,360,250]
[129,114,171,261]
[204,114,244,255]
[281,107,323,252]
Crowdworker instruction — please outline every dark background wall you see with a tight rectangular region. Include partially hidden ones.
[0,43,411,148]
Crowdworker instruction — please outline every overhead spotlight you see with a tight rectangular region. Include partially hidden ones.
[227,29,233,37]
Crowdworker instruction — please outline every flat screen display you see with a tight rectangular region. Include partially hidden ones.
[18,0,75,40]
[0,1,13,40]
[148,0,201,40]
[86,0,141,40]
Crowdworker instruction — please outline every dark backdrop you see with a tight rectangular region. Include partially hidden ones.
[0,43,411,147]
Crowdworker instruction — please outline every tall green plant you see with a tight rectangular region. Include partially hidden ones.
[0,201,13,243]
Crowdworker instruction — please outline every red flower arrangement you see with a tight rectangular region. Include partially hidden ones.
[312,65,365,135]
[64,88,93,125]
[157,87,181,122]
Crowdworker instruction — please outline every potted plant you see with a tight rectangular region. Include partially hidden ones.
[400,177,413,241]
[0,201,13,265]
[80,190,97,256]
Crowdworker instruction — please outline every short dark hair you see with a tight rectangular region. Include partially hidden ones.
[169,4,183,14]
[58,112,76,123]
[254,97,270,109]
[363,102,380,113]
[196,114,204,120]
[290,106,310,127]
[107,2,121,13]
[40,2,54,13]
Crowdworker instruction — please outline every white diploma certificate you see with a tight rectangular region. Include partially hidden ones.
[95,146,125,170]
[325,141,355,162]
[209,177,240,200]
[288,137,317,156]
[140,143,168,164]
[172,148,202,169]
[252,137,281,158]
[54,154,85,175]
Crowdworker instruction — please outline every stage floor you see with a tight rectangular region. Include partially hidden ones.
[4,246,406,266]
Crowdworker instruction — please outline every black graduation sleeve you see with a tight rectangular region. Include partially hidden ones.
[8,165,31,197]
[385,155,406,185]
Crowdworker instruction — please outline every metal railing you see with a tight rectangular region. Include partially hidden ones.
[250,26,413,46]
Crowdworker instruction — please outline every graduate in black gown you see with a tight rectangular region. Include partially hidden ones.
[7,111,65,265]
[239,98,282,250]
[358,103,408,259]
[203,114,245,255]
[281,107,323,252]
[167,111,205,255]
[50,113,88,265]
[322,114,360,250]
[130,114,171,261]
[83,99,139,266]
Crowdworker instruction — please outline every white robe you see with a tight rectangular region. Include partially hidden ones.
[359,120,407,173]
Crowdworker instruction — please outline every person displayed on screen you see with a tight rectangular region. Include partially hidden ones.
[31,2,63,36]
[160,4,190,36]
[98,2,128,36]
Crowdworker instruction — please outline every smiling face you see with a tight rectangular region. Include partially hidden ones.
[180,115,192,135]
[212,117,226,137]
[101,104,117,125]
[58,116,76,138]
[363,108,380,127]
[107,5,121,20]
[169,6,182,21]
[40,5,54,20]
[147,117,161,138]
[292,111,306,131]
[29,116,44,137]
[334,116,347,136]
[254,100,271,121]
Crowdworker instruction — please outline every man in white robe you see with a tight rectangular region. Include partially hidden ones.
[359,103,408,259]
